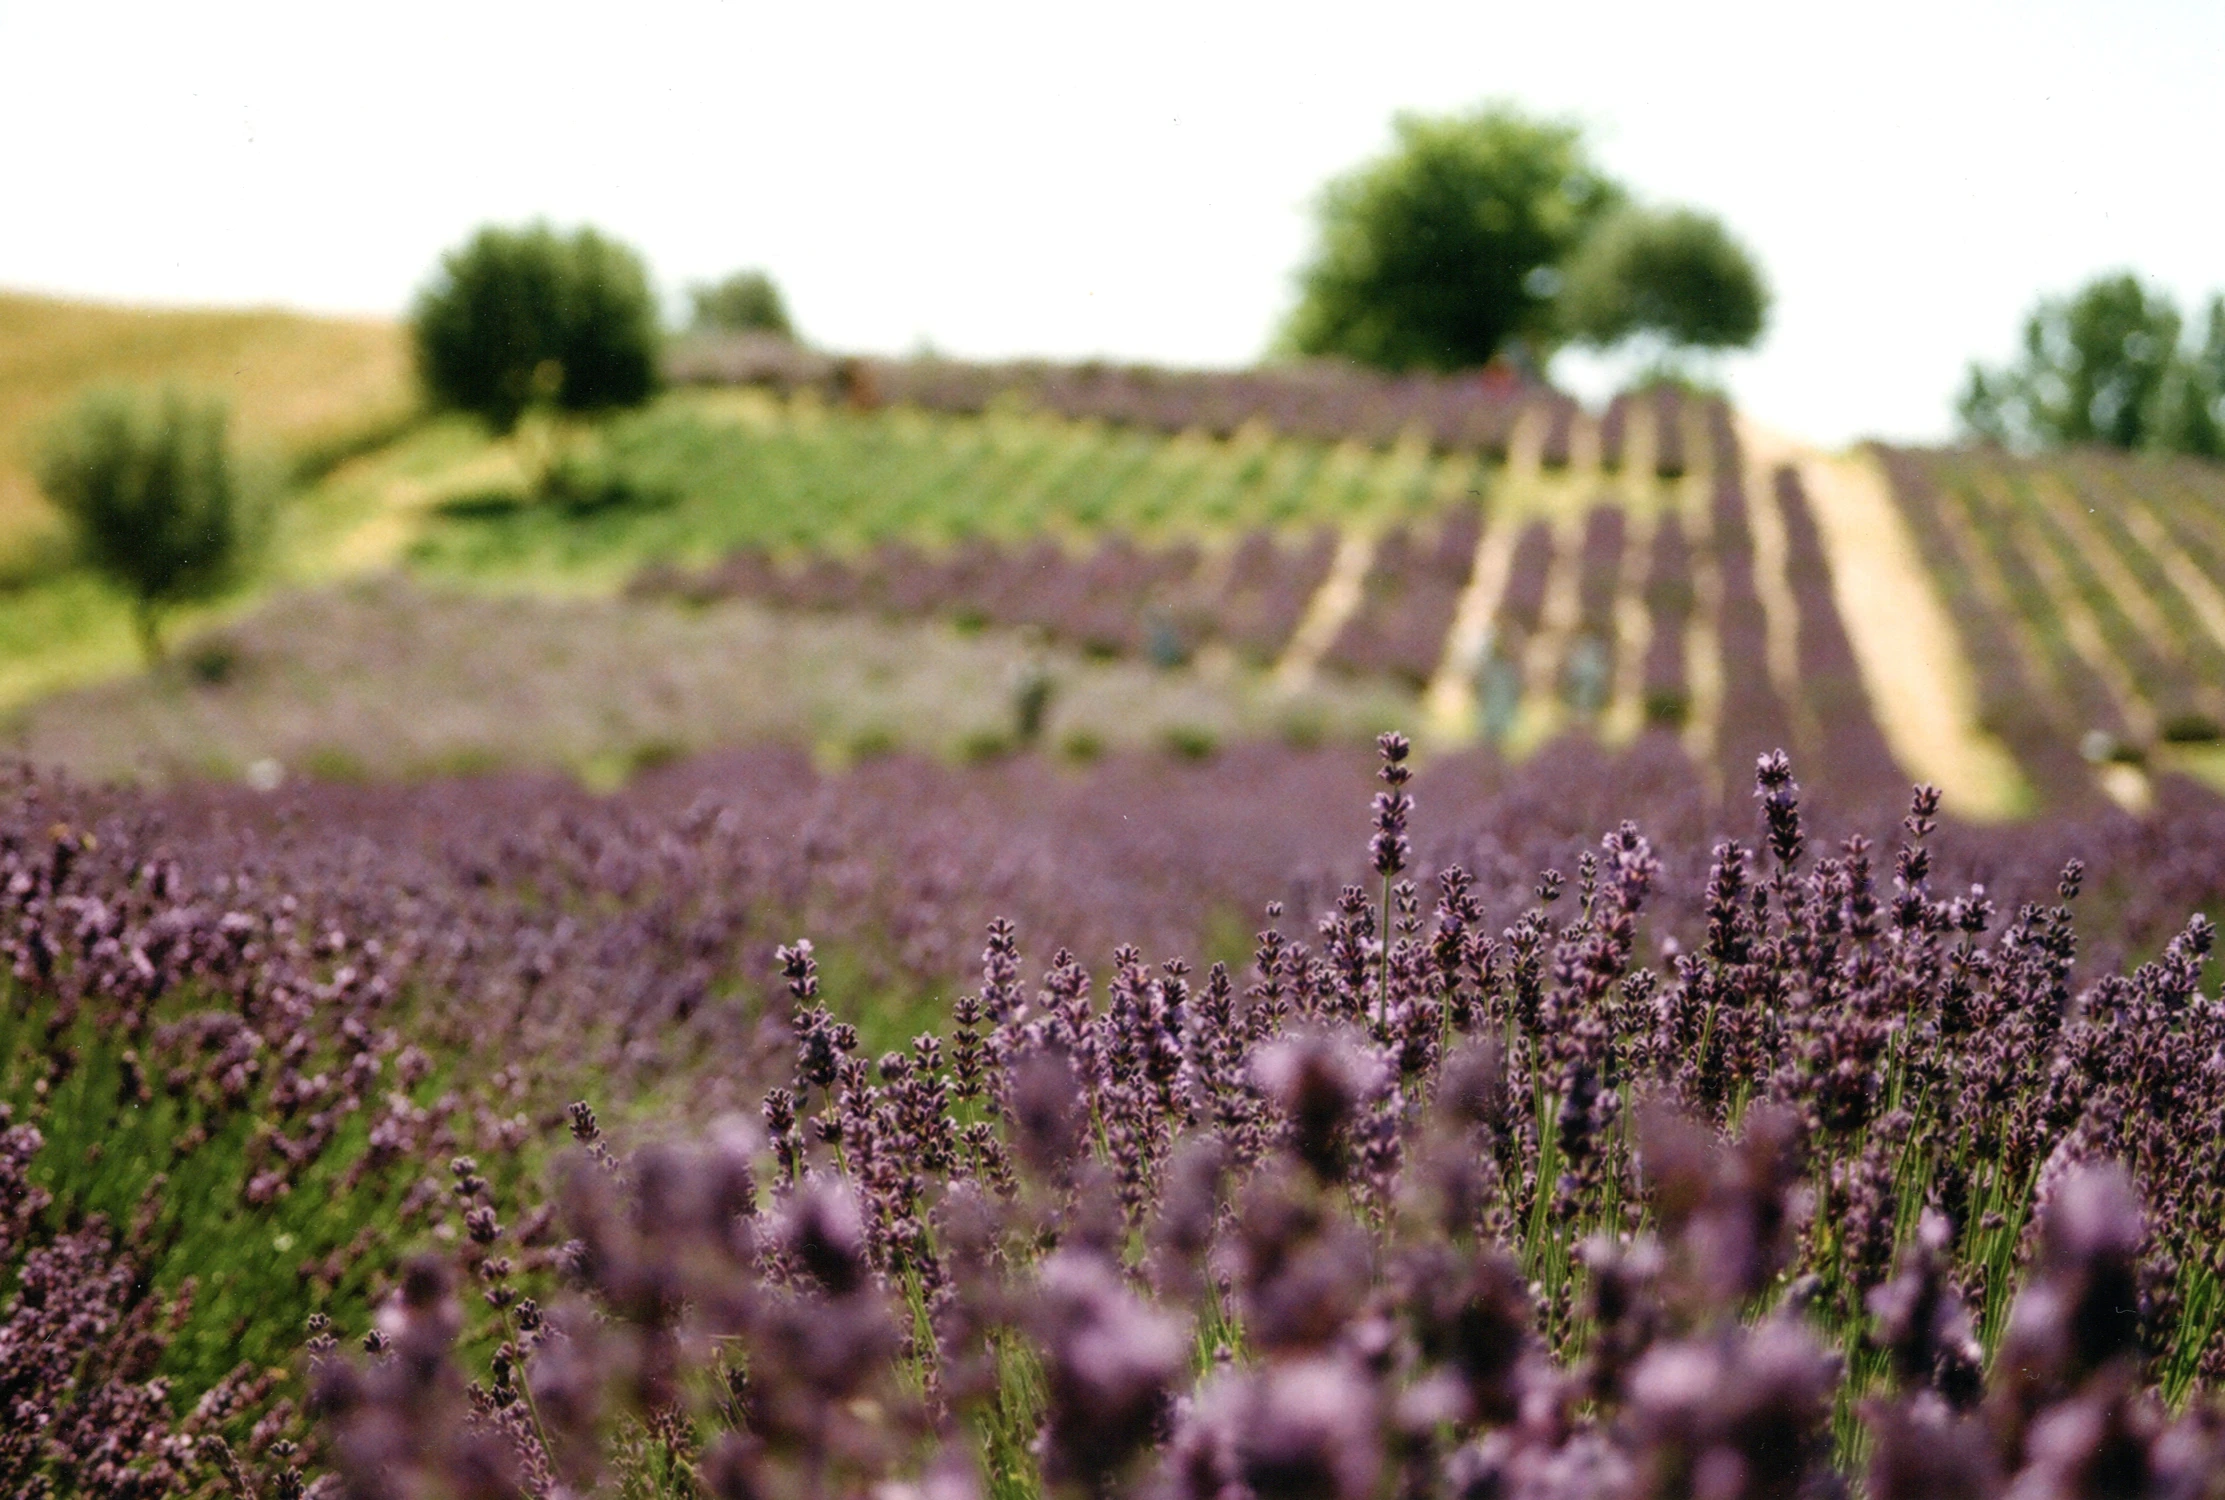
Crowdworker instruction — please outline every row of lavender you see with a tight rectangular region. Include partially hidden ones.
[666,334,1702,474]
[629,527,1338,665]
[10,735,2225,1494]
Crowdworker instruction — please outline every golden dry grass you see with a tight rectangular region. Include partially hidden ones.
[0,290,412,554]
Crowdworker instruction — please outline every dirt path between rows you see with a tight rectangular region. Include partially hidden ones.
[1738,417,2025,819]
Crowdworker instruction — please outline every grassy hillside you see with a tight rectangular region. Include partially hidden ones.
[0,289,412,560]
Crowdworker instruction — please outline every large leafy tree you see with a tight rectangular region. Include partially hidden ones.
[1279,105,1621,372]
[413,223,661,435]
[1557,205,1769,358]
[1959,273,2185,451]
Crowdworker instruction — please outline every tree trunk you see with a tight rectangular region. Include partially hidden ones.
[133,600,165,668]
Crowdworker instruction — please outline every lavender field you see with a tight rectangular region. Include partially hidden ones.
[9,725,2225,1496]
[15,292,2225,1498]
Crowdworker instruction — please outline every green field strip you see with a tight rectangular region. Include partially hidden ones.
[849,413,1002,544]
[1119,428,1226,533]
[1157,424,1254,532]
[974,418,1124,540]
[1283,439,1377,529]
[940,416,1098,543]
[1250,436,1331,529]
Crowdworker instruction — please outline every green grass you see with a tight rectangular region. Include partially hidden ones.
[399,391,1470,590]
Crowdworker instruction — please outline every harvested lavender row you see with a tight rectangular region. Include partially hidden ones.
[1772,466,1904,804]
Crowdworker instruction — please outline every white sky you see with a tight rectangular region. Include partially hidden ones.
[2,0,2219,448]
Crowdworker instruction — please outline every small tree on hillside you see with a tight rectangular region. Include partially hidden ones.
[1279,105,1622,372]
[37,388,258,665]
[688,270,795,338]
[1557,205,1769,366]
[413,223,661,435]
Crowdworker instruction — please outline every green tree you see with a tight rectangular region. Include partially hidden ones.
[37,388,259,665]
[1959,273,2182,450]
[412,223,661,435]
[688,269,795,338]
[1279,105,1621,372]
[2154,294,2225,459]
[1557,205,1769,359]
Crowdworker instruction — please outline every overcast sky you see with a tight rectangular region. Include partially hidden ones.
[3,0,2219,447]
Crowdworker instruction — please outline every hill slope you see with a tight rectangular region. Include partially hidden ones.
[0,289,411,557]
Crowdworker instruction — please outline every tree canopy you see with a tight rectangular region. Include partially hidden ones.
[413,223,661,434]
[1958,273,2225,455]
[688,270,795,339]
[1556,205,1769,355]
[1278,106,1622,373]
[37,387,259,663]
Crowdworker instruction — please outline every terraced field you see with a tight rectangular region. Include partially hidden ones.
[438,381,1906,804]
[11,294,2225,819]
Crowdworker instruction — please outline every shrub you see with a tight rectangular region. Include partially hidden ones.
[36,387,258,664]
[411,223,661,434]
[1160,723,1219,760]
[1642,685,1691,727]
[687,269,795,338]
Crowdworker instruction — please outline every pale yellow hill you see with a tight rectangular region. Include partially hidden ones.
[0,290,412,557]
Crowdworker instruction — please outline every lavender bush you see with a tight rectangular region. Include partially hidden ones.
[300,741,2225,1499]
[8,736,2225,1494]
